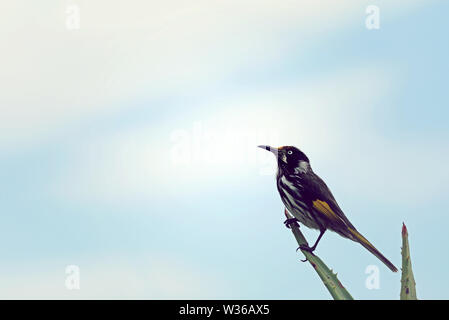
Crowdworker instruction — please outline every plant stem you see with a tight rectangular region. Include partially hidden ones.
[285,209,353,300]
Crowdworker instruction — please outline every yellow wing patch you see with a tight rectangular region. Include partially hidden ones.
[348,228,373,248]
[313,200,377,251]
[312,200,340,221]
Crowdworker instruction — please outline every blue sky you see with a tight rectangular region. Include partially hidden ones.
[0,0,448,299]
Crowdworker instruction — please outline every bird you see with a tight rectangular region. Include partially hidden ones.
[258,145,398,272]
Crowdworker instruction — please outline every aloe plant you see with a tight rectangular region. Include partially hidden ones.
[285,209,353,300]
[400,223,417,300]
[286,210,417,300]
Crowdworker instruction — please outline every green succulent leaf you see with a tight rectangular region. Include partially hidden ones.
[400,223,417,300]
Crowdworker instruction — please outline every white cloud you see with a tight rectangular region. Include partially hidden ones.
[50,66,395,202]
[0,0,428,152]
[49,60,449,207]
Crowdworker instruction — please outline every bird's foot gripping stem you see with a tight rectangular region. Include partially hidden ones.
[283,218,298,229]
[296,245,316,261]
[296,244,316,254]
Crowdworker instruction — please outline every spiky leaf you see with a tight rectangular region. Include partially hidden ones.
[400,223,417,300]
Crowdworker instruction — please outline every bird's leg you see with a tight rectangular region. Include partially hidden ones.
[283,217,298,229]
[297,229,326,253]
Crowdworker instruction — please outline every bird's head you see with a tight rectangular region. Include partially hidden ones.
[258,145,310,173]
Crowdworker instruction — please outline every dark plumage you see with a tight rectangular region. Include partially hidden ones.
[259,145,397,272]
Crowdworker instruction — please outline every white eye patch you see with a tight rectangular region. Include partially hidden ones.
[287,150,293,155]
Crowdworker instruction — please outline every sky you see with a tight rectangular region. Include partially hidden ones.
[0,0,448,299]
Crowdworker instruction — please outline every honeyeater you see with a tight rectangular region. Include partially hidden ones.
[259,145,397,272]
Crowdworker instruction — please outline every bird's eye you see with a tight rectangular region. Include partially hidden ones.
[287,150,293,155]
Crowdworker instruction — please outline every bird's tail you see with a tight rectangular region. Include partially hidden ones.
[348,228,398,272]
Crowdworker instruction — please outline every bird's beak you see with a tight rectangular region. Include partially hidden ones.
[258,145,278,156]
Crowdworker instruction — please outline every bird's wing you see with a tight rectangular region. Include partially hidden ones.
[301,172,355,230]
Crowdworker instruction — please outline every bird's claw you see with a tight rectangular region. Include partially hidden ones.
[297,244,316,255]
[283,218,298,229]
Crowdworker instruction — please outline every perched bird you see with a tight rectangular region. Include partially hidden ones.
[258,145,398,272]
